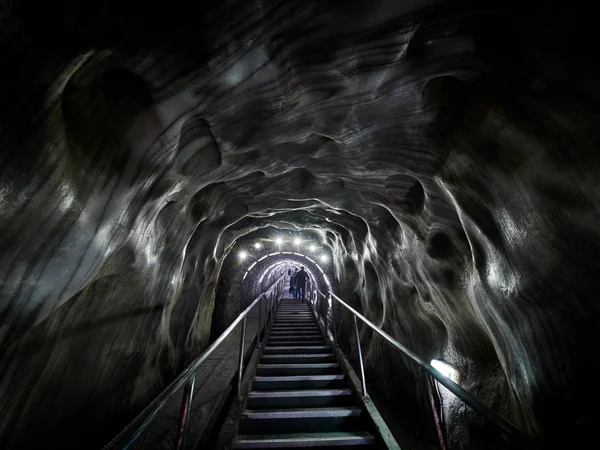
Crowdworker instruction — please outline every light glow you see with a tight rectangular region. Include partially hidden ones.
[431,360,460,383]
[309,244,316,252]
[254,242,262,250]
[247,253,332,291]
[293,237,301,246]
[320,254,328,262]
[275,237,283,245]
[239,250,248,260]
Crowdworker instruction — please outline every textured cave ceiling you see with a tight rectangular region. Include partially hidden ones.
[1,0,600,448]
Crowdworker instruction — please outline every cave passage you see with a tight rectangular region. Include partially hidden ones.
[2,0,600,449]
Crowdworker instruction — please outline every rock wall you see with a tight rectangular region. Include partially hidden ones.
[1,0,600,448]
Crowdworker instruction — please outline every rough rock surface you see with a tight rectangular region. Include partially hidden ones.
[1,0,599,448]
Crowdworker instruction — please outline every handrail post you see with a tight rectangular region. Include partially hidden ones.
[331,295,337,346]
[174,375,195,450]
[258,295,264,345]
[319,292,323,323]
[353,315,368,397]
[237,317,247,399]
[325,294,330,336]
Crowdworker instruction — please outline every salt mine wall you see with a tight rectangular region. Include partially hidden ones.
[1,0,600,449]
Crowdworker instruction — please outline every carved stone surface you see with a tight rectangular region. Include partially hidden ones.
[1,0,599,448]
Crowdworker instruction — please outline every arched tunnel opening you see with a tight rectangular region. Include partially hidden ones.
[2,0,600,449]
[211,230,334,339]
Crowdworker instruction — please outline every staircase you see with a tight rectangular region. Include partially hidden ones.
[232,298,379,449]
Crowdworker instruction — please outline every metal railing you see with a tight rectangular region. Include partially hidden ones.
[306,281,533,447]
[106,275,286,450]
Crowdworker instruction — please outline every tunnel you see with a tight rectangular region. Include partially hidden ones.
[1,0,600,449]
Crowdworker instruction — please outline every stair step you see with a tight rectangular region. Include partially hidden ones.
[274,321,317,324]
[274,320,316,323]
[277,310,311,312]
[270,330,321,334]
[276,313,313,315]
[264,346,330,354]
[239,407,363,434]
[268,339,324,344]
[247,389,353,408]
[276,314,313,317]
[270,330,320,334]
[275,315,314,317]
[253,375,345,390]
[271,327,320,330]
[270,332,321,335]
[270,330,320,333]
[271,327,321,334]
[273,323,316,326]
[262,353,334,359]
[261,354,334,364]
[270,334,321,338]
[275,316,315,319]
[268,337,324,341]
[267,342,325,347]
[232,430,375,449]
[257,363,340,376]
[232,431,376,449]
[233,431,376,448]
[248,389,352,399]
[275,314,316,322]
[243,406,362,420]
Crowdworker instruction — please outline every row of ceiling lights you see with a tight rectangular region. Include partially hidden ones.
[238,236,329,263]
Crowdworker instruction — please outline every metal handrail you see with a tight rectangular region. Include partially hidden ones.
[107,275,286,450]
[306,282,532,446]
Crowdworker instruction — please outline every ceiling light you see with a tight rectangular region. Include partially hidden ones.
[309,244,316,252]
[254,242,262,250]
[293,237,301,246]
[275,237,283,245]
[320,254,328,262]
[239,250,248,260]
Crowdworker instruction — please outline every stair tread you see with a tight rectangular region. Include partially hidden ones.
[265,346,329,350]
[270,333,321,335]
[270,332,320,334]
[243,407,362,419]
[270,332,322,335]
[255,375,344,381]
[261,354,334,358]
[268,337,324,339]
[249,389,352,398]
[233,431,375,445]
[269,338,323,340]
[258,363,339,368]
[269,336,322,338]
[271,329,320,331]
